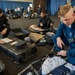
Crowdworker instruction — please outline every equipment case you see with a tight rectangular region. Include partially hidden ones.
[0,37,37,63]
[11,28,30,40]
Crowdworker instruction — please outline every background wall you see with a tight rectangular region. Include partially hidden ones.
[0,0,74,15]
[27,0,67,15]
[0,0,33,2]
[0,1,32,12]
[46,0,67,15]
[71,0,75,7]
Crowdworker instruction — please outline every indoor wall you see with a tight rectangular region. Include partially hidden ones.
[0,1,32,13]
[46,0,67,15]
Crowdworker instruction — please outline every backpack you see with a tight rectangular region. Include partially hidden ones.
[45,32,55,45]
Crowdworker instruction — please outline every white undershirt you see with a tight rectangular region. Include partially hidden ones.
[68,25,71,28]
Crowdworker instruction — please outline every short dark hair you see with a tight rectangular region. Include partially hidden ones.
[0,8,3,13]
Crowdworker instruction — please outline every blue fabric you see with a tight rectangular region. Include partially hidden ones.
[38,15,53,29]
[46,0,51,15]
[71,0,75,7]
[28,12,30,17]
[51,0,67,15]
[46,0,66,15]
[52,21,75,65]
[52,34,69,52]
[71,71,75,75]
[0,1,32,13]
[37,7,41,15]
[50,65,70,75]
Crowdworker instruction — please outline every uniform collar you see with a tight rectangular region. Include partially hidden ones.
[62,21,75,29]
[71,21,75,28]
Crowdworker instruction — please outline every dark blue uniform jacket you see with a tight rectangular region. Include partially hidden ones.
[0,14,10,32]
[55,21,75,65]
[38,16,53,29]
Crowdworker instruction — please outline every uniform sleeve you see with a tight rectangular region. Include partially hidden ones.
[38,18,42,27]
[3,15,10,28]
[55,22,63,38]
[38,18,42,23]
[67,48,75,56]
[46,16,54,24]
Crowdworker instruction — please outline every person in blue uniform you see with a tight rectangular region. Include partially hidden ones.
[0,8,10,38]
[38,12,54,29]
[41,4,75,75]
[52,4,75,74]
[37,5,42,17]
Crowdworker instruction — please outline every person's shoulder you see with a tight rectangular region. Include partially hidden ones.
[60,21,65,25]
[2,14,8,21]
[45,15,48,17]
[45,15,50,19]
[71,21,75,28]
[44,15,48,19]
[40,17,42,19]
[59,21,66,28]
[2,14,7,18]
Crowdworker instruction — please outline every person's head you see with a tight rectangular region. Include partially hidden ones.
[58,4,75,26]
[38,5,41,7]
[40,12,45,18]
[0,8,3,17]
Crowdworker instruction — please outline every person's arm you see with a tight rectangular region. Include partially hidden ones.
[1,15,10,35]
[3,14,10,28]
[38,18,42,27]
[55,23,65,48]
[67,48,75,56]
[57,48,75,57]
[47,16,54,25]
[0,40,4,44]
[55,22,64,38]
[1,28,7,35]
[57,50,67,56]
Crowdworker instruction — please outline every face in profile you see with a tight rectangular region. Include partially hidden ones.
[60,8,75,26]
[40,12,45,18]
[38,5,41,7]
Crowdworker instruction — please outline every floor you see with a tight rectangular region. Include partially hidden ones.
[9,16,60,29]
[0,16,60,75]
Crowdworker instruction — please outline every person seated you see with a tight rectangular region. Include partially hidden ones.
[0,8,11,38]
[41,4,75,75]
[38,12,54,29]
